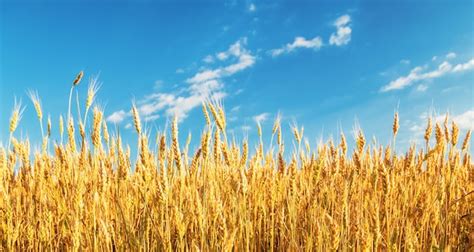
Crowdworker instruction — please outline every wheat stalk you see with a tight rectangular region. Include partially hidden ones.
[68,71,83,122]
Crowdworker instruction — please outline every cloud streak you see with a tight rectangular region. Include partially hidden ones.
[381,58,474,92]
[269,36,323,57]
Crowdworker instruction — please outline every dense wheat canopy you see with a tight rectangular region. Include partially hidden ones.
[0,74,473,251]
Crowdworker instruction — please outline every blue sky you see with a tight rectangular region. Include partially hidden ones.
[1,0,473,152]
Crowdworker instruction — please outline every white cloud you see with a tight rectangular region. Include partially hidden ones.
[214,37,248,62]
[106,110,128,124]
[217,52,228,61]
[249,3,256,12]
[446,52,456,59]
[329,14,352,46]
[452,58,474,72]
[187,39,255,84]
[253,113,270,123]
[108,38,255,123]
[269,36,323,57]
[381,58,474,92]
[176,68,185,74]
[334,14,351,27]
[268,14,351,57]
[380,66,424,92]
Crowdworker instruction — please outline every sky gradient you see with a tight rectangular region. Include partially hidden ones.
[1,0,473,152]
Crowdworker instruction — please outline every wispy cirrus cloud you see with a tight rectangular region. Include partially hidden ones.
[108,37,255,123]
[380,57,474,92]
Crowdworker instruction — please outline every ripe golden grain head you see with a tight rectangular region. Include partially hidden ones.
[131,103,142,134]
[213,128,221,162]
[435,122,443,146]
[68,117,76,151]
[47,115,52,137]
[73,71,84,86]
[272,113,281,135]
[424,117,432,143]
[356,130,365,154]
[0,147,5,169]
[257,122,262,138]
[59,115,64,138]
[202,103,211,126]
[392,112,399,137]
[241,140,248,167]
[461,130,471,151]
[443,114,450,143]
[9,99,23,134]
[184,132,192,153]
[27,90,43,121]
[208,102,225,132]
[171,116,182,170]
[79,122,86,141]
[340,132,347,155]
[86,77,100,111]
[277,127,282,146]
[92,107,103,148]
[451,122,459,146]
[218,106,226,130]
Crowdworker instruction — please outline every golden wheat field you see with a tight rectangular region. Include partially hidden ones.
[0,72,473,251]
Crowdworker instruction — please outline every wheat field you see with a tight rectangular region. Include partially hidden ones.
[0,72,473,251]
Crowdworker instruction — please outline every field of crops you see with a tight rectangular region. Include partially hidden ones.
[0,72,473,251]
